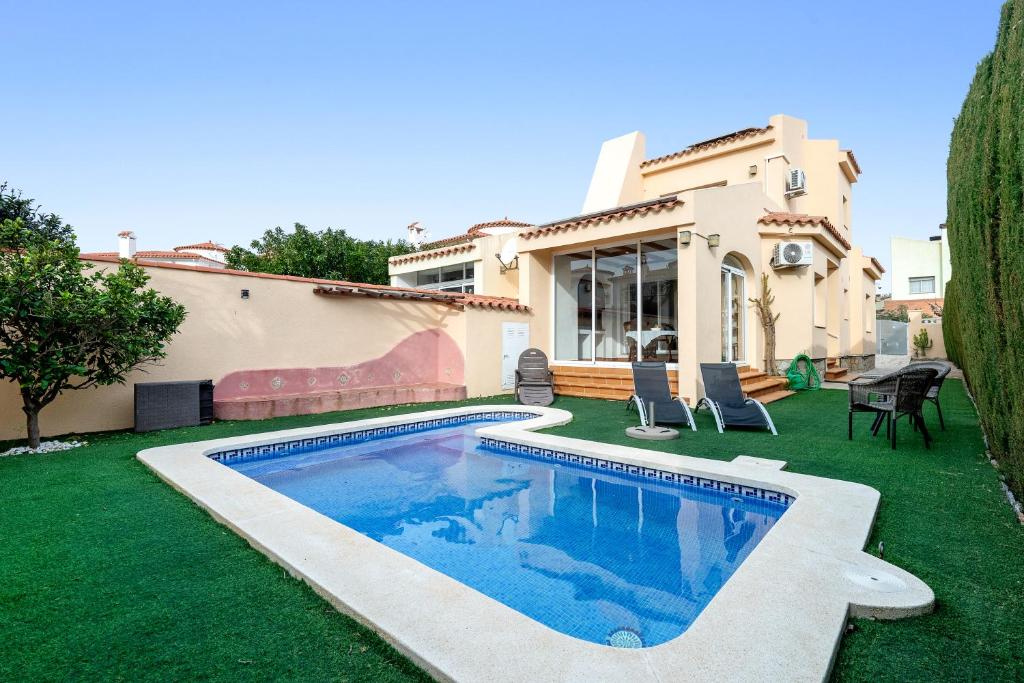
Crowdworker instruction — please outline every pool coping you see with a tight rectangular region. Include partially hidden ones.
[138,405,934,682]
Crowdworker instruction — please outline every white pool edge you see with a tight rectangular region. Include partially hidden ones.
[138,405,933,683]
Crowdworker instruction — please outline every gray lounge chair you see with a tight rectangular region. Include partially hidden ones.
[627,361,696,431]
[515,348,554,406]
[696,363,778,435]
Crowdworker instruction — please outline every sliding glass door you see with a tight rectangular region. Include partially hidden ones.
[553,237,678,364]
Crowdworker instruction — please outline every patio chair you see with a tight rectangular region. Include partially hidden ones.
[908,361,952,430]
[848,367,938,449]
[627,361,697,431]
[514,348,554,406]
[696,363,778,435]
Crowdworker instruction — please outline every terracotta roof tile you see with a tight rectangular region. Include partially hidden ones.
[842,149,862,175]
[313,284,529,312]
[419,217,533,250]
[419,233,476,249]
[389,243,476,265]
[757,211,852,250]
[522,196,682,241]
[466,218,534,234]
[175,241,229,253]
[640,126,773,169]
[80,250,225,262]
[460,294,527,311]
[867,256,885,274]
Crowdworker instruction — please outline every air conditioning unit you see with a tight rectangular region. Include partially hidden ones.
[786,168,807,195]
[772,240,813,268]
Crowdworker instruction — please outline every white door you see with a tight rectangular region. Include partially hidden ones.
[501,323,531,389]
[721,262,746,363]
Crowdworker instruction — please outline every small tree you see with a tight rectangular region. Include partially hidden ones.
[226,223,414,284]
[749,273,780,375]
[912,328,933,358]
[0,207,186,447]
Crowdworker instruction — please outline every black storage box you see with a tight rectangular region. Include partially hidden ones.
[134,380,214,432]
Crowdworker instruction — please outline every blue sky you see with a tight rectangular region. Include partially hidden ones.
[1,1,1003,289]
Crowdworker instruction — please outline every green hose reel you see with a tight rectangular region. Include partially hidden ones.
[786,353,821,391]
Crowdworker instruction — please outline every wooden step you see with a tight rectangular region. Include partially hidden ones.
[825,367,849,381]
[738,370,767,386]
[743,377,788,395]
[552,366,634,379]
[553,376,633,389]
[554,385,631,401]
[824,370,860,384]
[755,389,796,404]
[827,357,838,368]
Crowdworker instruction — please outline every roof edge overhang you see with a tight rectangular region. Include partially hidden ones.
[641,136,776,176]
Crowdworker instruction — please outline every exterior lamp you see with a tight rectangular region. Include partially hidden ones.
[678,230,692,246]
[241,289,250,300]
[707,234,721,248]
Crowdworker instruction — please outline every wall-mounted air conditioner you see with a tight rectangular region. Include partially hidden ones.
[786,168,807,195]
[772,240,813,268]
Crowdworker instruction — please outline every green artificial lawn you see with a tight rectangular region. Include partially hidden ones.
[1,381,1022,681]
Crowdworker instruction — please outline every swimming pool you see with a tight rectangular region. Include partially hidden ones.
[139,405,934,680]
[223,416,786,647]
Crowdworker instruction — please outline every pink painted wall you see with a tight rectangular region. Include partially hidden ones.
[214,328,464,400]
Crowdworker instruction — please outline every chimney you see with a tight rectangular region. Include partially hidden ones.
[118,231,137,258]
[407,221,427,249]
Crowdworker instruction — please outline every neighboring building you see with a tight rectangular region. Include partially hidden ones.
[80,231,230,268]
[887,224,950,314]
[389,218,534,298]
[390,114,884,403]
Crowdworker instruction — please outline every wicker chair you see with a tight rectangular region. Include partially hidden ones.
[907,361,953,430]
[849,367,938,449]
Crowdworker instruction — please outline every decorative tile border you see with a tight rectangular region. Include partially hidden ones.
[208,410,535,465]
[209,407,790,508]
[480,437,794,508]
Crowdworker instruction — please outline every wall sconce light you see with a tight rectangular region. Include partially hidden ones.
[240,289,250,300]
[678,230,692,246]
[748,165,758,176]
[707,234,721,248]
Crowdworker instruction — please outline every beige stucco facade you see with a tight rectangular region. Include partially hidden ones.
[0,261,529,442]
[389,220,529,299]
[890,225,951,302]
[422,114,883,401]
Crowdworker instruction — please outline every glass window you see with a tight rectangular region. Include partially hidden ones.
[417,269,440,286]
[554,250,593,361]
[554,237,679,364]
[412,263,476,291]
[441,263,464,282]
[640,239,678,362]
[909,276,935,294]
[594,245,638,362]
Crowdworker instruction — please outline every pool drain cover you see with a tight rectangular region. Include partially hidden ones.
[607,627,644,648]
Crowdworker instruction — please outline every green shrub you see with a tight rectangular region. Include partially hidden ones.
[946,0,1024,499]
[912,329,933,358]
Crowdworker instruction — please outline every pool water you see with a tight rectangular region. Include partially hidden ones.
[227,419,786,647]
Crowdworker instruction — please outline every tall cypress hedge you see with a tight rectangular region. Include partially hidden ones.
[945,0,1024,500]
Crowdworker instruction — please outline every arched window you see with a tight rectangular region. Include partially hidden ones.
[721,255,746,363]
